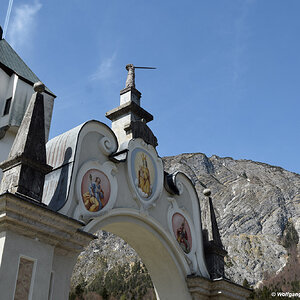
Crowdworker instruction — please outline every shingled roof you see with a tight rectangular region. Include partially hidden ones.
[0,36,55,97]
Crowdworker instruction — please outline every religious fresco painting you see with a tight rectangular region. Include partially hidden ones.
[131,149,157,199]
[172,213,192,254]
[81,169,111,212]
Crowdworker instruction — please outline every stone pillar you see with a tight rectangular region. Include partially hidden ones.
[0,193,94,300]
[0,82,52,201]
[202,189,227,279]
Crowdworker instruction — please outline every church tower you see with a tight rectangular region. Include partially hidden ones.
[0,26,56,180]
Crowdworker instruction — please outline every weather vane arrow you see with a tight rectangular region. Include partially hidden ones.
[134,66,156,69]
[125,64,156,88]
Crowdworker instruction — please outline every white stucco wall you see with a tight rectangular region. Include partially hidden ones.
[0,72,16,126]
[0,128,16,181]
[111,113,133,147]
[6,77,55,141]
[9,78,36,127]
[0,69,11,114]
[51,250,78,300]
[0,232,5,269]
[0,231,54,300]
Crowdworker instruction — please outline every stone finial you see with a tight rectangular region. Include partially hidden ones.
[34,81,45,93]
[0,82,52,201]
[203,190,223,246]
[125,64,135,88]
[203,188,211,197]
[202,188,227,279]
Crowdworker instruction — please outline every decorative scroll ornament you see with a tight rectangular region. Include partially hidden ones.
[98,136,115,156]
[164,171,184,196]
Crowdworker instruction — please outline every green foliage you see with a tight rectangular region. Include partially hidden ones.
[224,255,234,268]
[249,286,278,299]
[101,287,109,300]
[75,283,85,296]
[291,280,300,291]
[249,241,300,300]
[86,259,155,299]
[243,278,251,289]
[69,292,76,300]
[281,220,299,250]
[69,273,87,300]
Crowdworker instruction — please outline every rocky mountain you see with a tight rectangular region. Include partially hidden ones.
[163,153,300,287]
[71,153,300,291]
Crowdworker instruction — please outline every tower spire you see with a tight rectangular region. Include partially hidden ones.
[106,64,157,148]
[0,82,52,201]
[202,188,227,279]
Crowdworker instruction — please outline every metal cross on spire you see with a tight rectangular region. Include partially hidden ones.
[125,64,156,89]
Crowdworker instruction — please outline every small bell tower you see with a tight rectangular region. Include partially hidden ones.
[106,64,157,148]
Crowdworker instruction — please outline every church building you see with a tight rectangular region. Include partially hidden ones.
[0,26,55,181]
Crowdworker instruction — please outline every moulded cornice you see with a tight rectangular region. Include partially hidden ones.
[187,276,251,299]
[105,101,153,123]
[0,193,94,254]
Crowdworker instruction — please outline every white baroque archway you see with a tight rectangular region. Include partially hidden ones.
[42,120,211,300]
[84,209,192,300]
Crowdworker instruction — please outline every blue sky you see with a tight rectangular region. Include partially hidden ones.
[1,0,300,173]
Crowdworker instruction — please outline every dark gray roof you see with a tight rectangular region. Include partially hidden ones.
[0,38,55,96]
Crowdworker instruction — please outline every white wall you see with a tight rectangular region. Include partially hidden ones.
[0,70,55,181]
[0,231,54,300]
[51,250,78,300]
[8,77,55,141]
[0,128,16,181]
[0,69,10,112]
[0,232,5,269]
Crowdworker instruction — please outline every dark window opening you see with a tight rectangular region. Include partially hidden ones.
[3,97,11,116]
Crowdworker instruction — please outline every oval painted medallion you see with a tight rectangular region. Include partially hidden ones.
[81,169,111,212]
[172,213,192,254]
[131,148,157,200]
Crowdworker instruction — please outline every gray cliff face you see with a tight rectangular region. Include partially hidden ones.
[72,231,140,287]
[163,153,300,286]
[71,153,300,288]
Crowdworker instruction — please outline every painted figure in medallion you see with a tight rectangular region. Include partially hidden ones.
[81,169,111,212]
[132,149,157,199]
[172,213,192,254]
[138,153,151,197]
[176,221,190,253]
